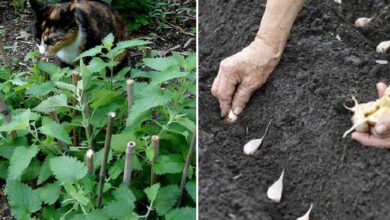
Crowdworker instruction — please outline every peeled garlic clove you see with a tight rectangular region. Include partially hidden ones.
[267,170,284,203]
[376,41,390,53]
[375,60,388,65]
[354,17,372,28]
[296,203,313,220]
[243,139,263,155]
[334,0,341,4]
[225,110,238,123]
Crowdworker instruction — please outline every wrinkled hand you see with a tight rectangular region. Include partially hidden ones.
[352,82,390,148]
[211,39,281,118]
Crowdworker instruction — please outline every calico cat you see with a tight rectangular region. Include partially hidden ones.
[29,0,128,65]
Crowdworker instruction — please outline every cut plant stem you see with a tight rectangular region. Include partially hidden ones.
[0,96,16,139]
[126,79,134,112]
[71,71,80,146]
[123,141,136,188]
[48,109,67,151]
[151,135,160,185]
[97,112,116,208]
[86,149,94,174]
[267,169,284,203]
[177,133,196,208]
[243,119,272,155]
[0,37,10,67]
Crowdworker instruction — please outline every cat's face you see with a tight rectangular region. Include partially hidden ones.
[30,0,79,56]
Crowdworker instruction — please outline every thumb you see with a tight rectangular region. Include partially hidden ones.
[231,81,259,116]
[373,118,390,137]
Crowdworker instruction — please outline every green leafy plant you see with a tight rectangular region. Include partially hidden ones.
[0,33,196,219]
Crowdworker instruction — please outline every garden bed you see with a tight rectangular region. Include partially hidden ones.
[199,0,390,219]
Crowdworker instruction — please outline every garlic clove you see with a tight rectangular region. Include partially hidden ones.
[267,170,284,203]
[375,60,388,65]
[334,0,342,4]
[225,110,238,123]
[354,17,372,28]
[243,139,263,155]
[376,41,390,53]
[296,203,313,220]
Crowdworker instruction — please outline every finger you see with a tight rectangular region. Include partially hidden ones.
[351,132,390,148]
[376,82,387,98]
[211,74,221,98]
[371,117,390,138]
[217,74,237,117]
[231,80,260,115]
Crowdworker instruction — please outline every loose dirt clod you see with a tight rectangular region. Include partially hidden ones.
[243,119,272,155]
[267,170,284,203]
[376,40,390,53]
[296,203,313,220]
[343,88,390,138]
[354,17,372,28]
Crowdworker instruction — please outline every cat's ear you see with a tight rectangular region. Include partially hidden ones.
[29,0,44,12]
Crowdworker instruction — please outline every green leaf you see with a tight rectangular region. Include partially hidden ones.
[154,185,180,216]
[114,39,151,51]
[111,132,136,152]
[166,207,195,220]
[144,183,160,202]
[50,156,87,183]
[87,57,107,73]
[75,45,102,60]
[8,145,39,180]
[143,57,178,71]
[72,210,109,220]
[102,33,115,49]
[0,109,32,133]
[103,202,138,220]
[37,156,52,185]
[26,82,55,96]
[0,145,16,159]
[5,181,42,219]
[185,180,196,202]
[152,155,183,175]
[33,94,68,113]
[0,160,9,179]
[55,82,76,93]
[38,62,60,75]
[113,184,136,205]
[40,117,72,144]
[174,117,195,133]
[37,182,61,205]
[150,68,188,86]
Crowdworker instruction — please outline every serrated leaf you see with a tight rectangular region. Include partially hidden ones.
[0,109,32,133]
[5,181,42,219]
[174,117,195,133]
[152,155,183,175]
[103,201,138,220]
[0,145,16,159]
[40,117,72,144]
[102,33,115,49]
[114,39,151,51]
[50,156,87,183]
[38,62,60,75]
[87,57,107,73]
[114,184,136,205]
[185,180,196,202]
[154,185,180,216]
[72,210,109,220]
[111,132,136,152]
[150,68,188,86]
[75,45,102,60]
[37,182,61,205]
[33,94,68,113]
[8,146,39,180]
[144,183,160,202]
[0,160,9,179]
[26,82,55,96]
[55,82,76,93]
[166,207,195,220]
[143,57,178,71]
[37,156,52,184]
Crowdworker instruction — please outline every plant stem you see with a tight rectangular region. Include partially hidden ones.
[86,149,94,174]
[0,95,16,139]
[48,109,67,151]
[0,37,10,67]
[126,79,134,113]
[72,71,80,146]
[97,112,115,208]
[176,133,195,207]
[123,141,136,188]
[150,135,160,185]
[81,91,95,150]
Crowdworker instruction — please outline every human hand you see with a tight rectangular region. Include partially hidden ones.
[351,82,390,148]
[211,38,282,119]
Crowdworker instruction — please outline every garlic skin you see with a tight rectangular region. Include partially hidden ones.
[354,17,372,28]
[267,170,284,203]
[225,110,238,123]
[243,139,263,155]
[296,203,313,220]
[376,41,390,53]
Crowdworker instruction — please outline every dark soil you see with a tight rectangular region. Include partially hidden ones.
[199,0,390,219]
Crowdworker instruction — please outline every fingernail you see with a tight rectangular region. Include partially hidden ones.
[376,124,387,134]
[233,106,243,115]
